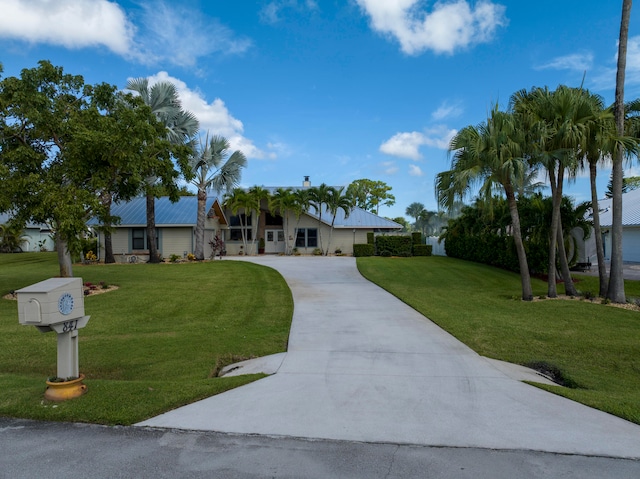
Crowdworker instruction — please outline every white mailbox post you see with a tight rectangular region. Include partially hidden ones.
[17,278,90,383]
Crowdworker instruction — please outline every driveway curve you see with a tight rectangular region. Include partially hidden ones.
[138,256,640,459]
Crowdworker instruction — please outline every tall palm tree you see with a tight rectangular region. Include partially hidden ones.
[609,0,633,303]
[224,187,251,253]
[437,107,533,301]
[324,186,353,255]
[188,134,246,260]
[291,188,312,251]
[126,78,199,263]
[405,202,426,231]
[512,85,594,297]
[246,186,270,254]
[308,183,333,253]
[269,188,295,254]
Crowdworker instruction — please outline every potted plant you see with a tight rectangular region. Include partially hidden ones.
[258,237,265,254]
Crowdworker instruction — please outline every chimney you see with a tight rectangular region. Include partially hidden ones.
[303,176,311,187]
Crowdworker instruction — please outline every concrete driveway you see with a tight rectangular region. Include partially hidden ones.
[138,256,640,459]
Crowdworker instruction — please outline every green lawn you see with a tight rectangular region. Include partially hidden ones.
[0,253,293,425]
[357,256,640,425]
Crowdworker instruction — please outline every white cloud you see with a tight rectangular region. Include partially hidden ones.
[380,131,427,160]
[137,2,251,67]
[0,0,135,55]
[144,72,271,160]
[355,0,507,55]
[408,164,423,176]
[260,0,319,24]
[431,100,463,120]
[380,126,456,159]
[381,161,399,175]
[536,52,594,71]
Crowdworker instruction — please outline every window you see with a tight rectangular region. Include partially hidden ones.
[131,228,159,250]
[229,214,252,241]
[265,212,283,226]
[295,228,317,248]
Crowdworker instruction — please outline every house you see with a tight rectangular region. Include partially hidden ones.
[597,188,640,263]
[89,186,402,261]
[0,212,55,252]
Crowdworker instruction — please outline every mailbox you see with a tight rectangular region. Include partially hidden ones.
[17,278,85,328]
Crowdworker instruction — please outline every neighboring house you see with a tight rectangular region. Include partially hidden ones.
[90,189,402,261]
[0,213,55,252]
[597,188,640,263]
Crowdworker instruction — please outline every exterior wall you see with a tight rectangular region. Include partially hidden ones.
[20,228,55,252]
[623,227,640,262]
[161,227,194,259]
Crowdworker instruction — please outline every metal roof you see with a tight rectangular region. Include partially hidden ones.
[596,188,640,227]
[306,205,402,230]
[0,212,51,230]
[89,196,217,226]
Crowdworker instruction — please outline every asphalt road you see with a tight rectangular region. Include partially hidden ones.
[1,418,639,479]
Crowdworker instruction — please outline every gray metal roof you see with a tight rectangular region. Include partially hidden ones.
[306,205,402,230]
[597,188,640,227]
[0,212,51,230]
[89,196,216,226]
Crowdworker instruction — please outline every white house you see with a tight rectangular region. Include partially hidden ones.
[597,188,640,263]
[0,213,55,252]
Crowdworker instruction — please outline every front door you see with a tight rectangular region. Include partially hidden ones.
[265,229,285,254]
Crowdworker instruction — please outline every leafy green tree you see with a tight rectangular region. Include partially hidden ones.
[346,179,395,214]
[437,107,533,301]
[126,78,199,263]
[188,133,246,260]
[0,61,179,275]
[324,186,353,255]
[389,216,409,231]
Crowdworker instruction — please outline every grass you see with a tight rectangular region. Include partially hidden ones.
[0,253,293,425]
[357,256,640,425]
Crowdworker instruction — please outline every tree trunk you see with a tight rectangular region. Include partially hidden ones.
[589,160,608,296]
[102,193,116,264]
[608,0,632,303]
[506,189,533,301]
[556,223,578,296]
[547,166,561,298]
[146,192,160,263]
[55,234,73,278]
[194,188,206,260]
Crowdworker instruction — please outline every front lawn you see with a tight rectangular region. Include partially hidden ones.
[0,253,293,425]
[357,256,640,425]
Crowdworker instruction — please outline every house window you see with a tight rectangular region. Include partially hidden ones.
[265,212,283,226]
[295,228,317,248]
[131,228,158,250]
[229,214,252,241]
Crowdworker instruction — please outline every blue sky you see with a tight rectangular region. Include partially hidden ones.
[1,0,639,220]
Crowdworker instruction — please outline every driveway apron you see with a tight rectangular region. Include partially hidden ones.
[137,257,640,459]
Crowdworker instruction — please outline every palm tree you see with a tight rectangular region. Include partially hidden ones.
[512,85,595,297]
[405,202,426,231]
[269,188,295,254]
[308,183,333,253]
[291,188,312,252]
[609,0,633,303]
[324,186,353,255]
[0,220,26,252]
[246,186,270,254]
[188,134,246,260]
[126,78,199,263]
[436,107,533,301]
[224,188,251,253]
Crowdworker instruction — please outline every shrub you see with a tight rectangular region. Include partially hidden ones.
[169,254,181,263]
[375,235,412,256]
[312,248,323,256]
[411,232,422,245]
[187,253,196,261]
[353,244,374,257]
[367,232,374,245]
[413,244,432,256]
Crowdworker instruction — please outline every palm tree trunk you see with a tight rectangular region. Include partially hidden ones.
[608,0,632,303]
[146,192,160,263]
[194,188,206,260]
[556,222,578,296]
[547,166,561,297]
[506,189,533,301]
[589,161,608,296]
[55,234,74,278]
[326,216,336,256]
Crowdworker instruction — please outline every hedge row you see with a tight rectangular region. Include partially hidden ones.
[353,234,433,257]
